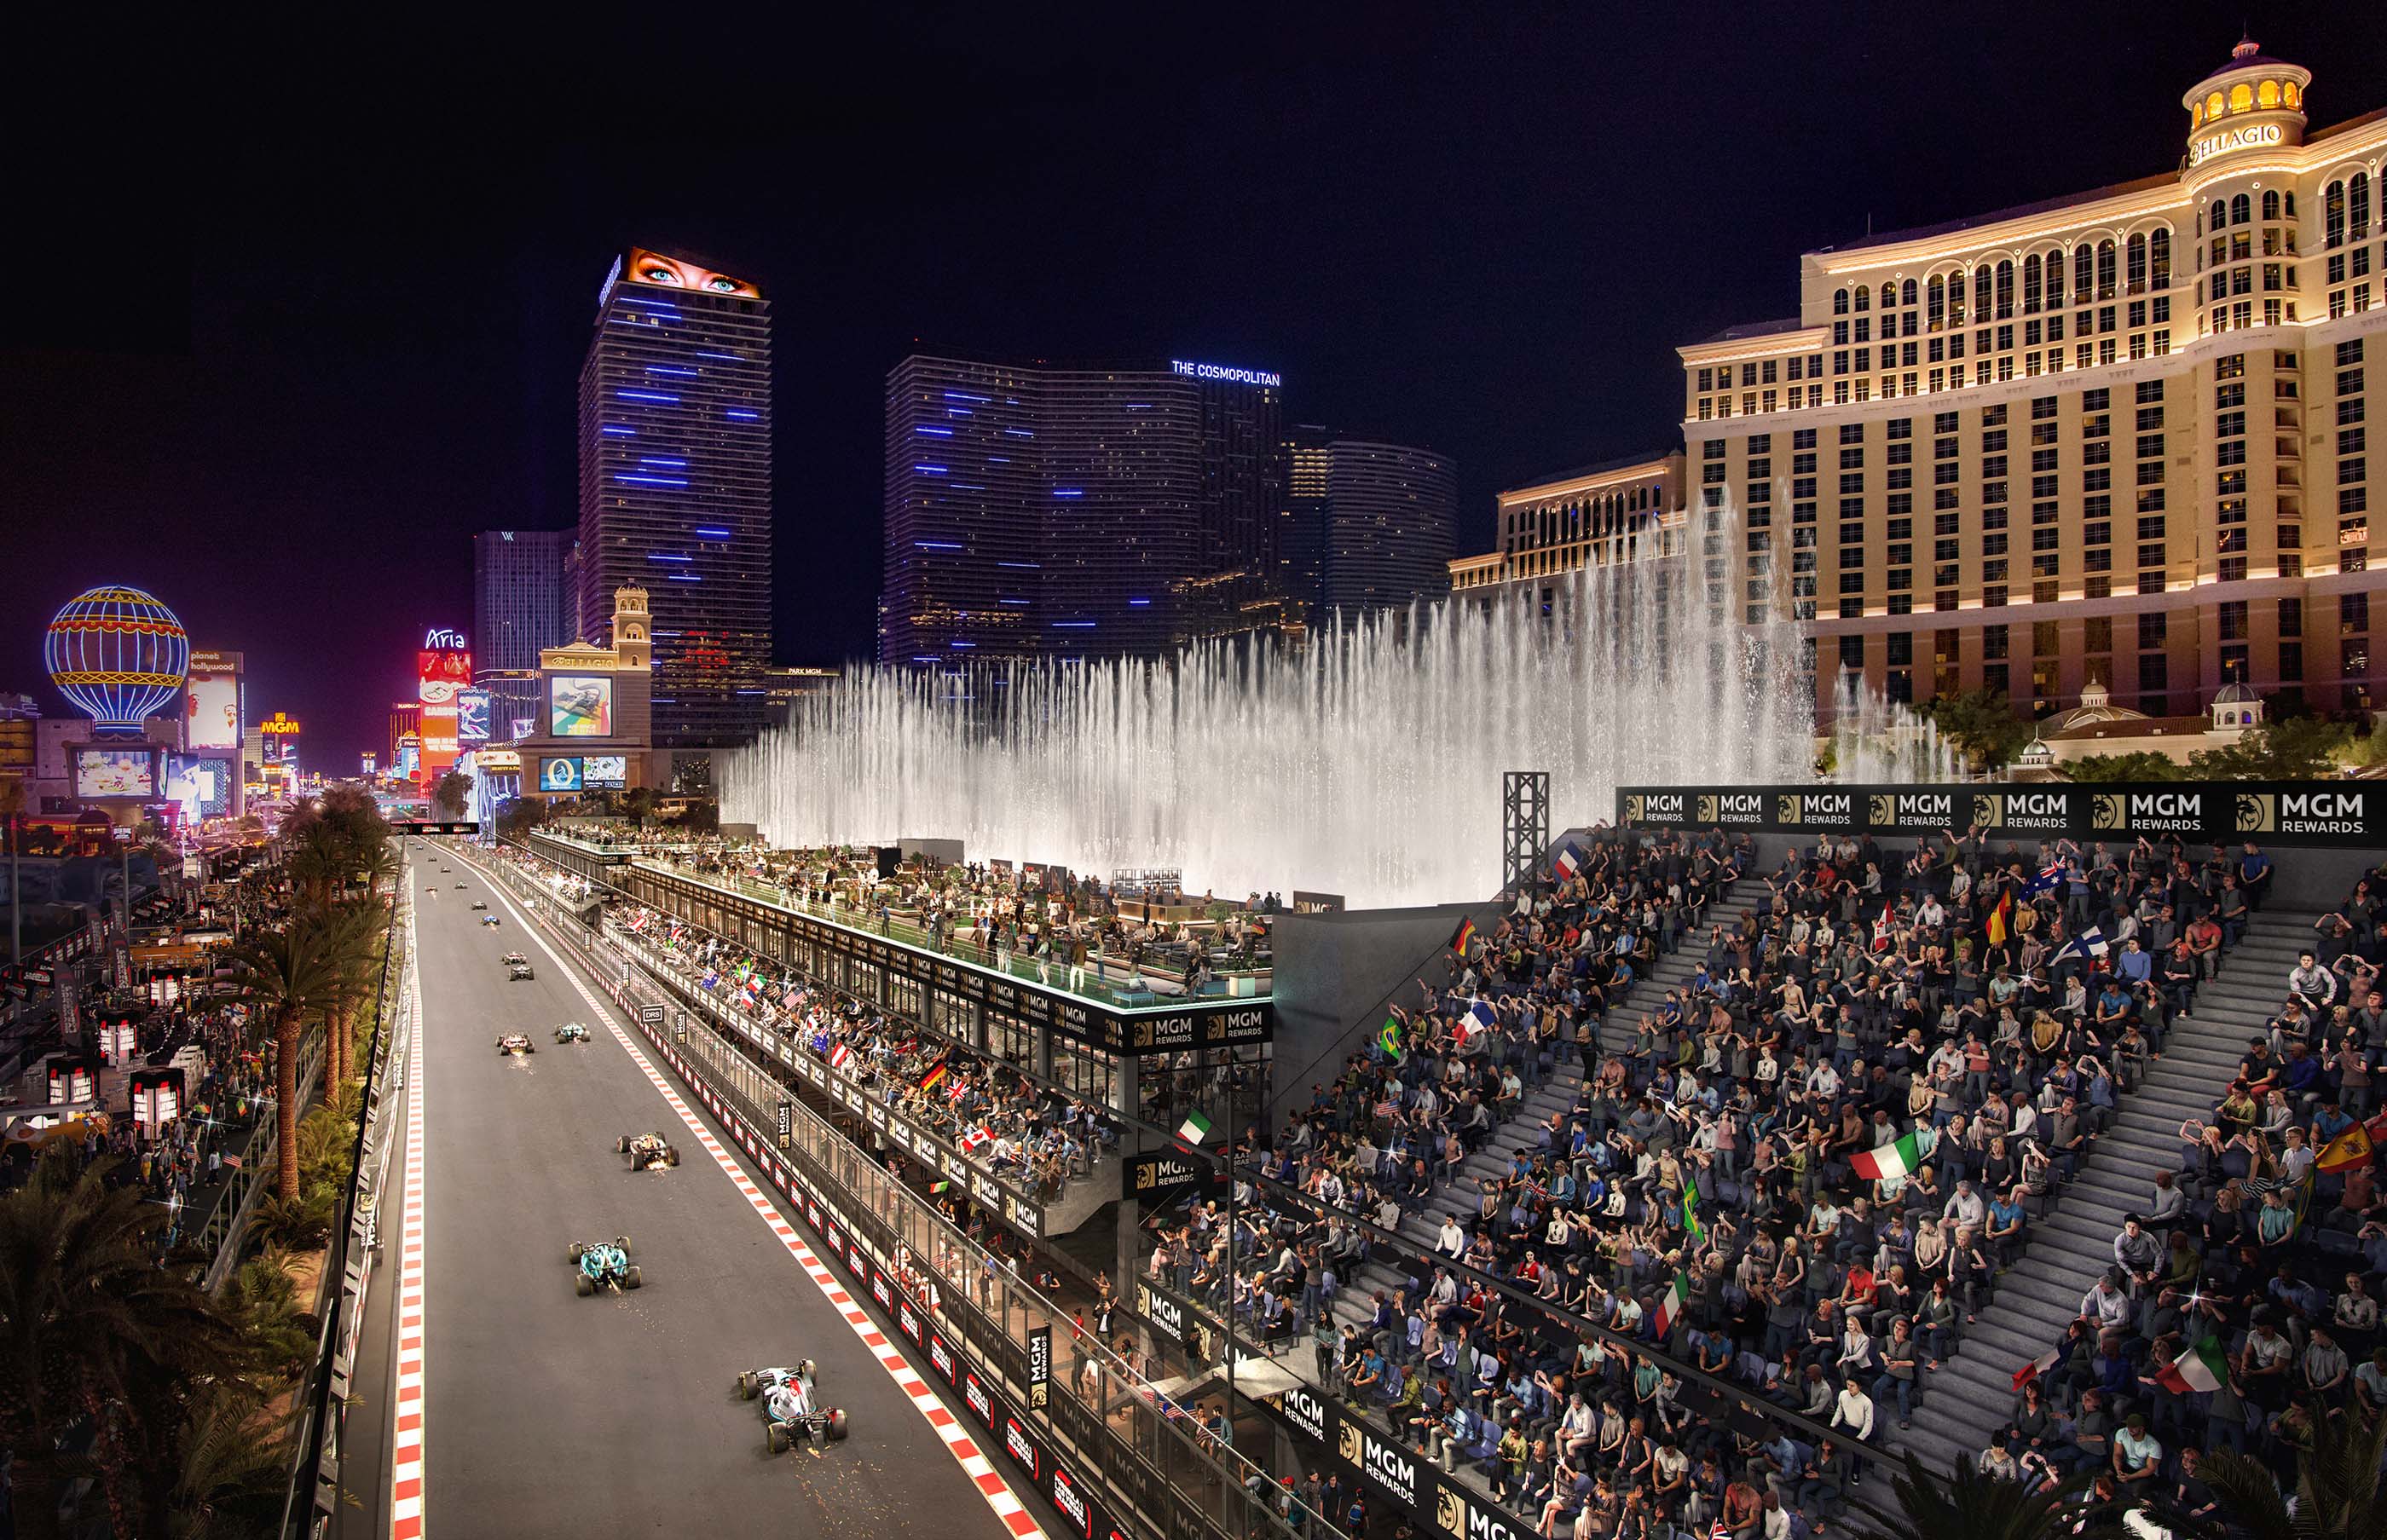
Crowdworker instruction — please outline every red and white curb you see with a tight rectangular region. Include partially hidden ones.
[484,860,1047,1540]
[390,919,429,1538]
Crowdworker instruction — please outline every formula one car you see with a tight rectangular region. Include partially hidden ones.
[497,1033,536,1056]
[509,960,535,981]
[554,1021,590,1044]
[482,915,501,927]
[569,1236,640,1295]
[471,900,488,910]
[501,951,529,966]
[618,1131,681,1170]
[742,1361,849,1454]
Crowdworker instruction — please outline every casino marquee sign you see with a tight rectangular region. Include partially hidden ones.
[1618,782,2386,848]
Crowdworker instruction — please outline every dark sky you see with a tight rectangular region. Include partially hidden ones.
[8,5,2384,766]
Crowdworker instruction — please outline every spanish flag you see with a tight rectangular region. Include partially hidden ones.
[1986,889,2014,948]
[2318,1123,2375,1174]
[1450,917,1477,955]
[918,1061,950,1096]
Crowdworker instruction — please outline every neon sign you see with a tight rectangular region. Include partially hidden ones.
[2190,122,2282,166]
[1170,360,1281,388]
[423,627,467,650]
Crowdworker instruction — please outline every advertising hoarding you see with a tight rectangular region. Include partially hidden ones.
[74,747,157,799]
[398,742,420,782]
[183,669,241,751]
[456,688,491,743]
[581,753,627,789]
[418,632,472,706]
[258,712,301,766]
[539,757,583,793]
[166,755,234,818]
[547,676,614,737]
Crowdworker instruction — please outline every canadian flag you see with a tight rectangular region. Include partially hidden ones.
[961,1126,992,1153]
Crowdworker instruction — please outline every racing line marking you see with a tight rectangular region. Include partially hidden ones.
[475,854,1049,1540]
[390,895,430,1540]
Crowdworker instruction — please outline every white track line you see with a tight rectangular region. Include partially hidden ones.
[390,894,429,1540]
[475,852,1048,1540]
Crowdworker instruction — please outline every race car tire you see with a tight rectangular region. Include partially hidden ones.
[576,1274,594,1296]
[625,1266,643,1289]
[625,1151,638,1169]
[739,1372,759,1399]
[569,1242,586,1260]
[828,1409,849,1442]
[766,1424,790,1455]
[667,1147,681,1167]
[616,1134,630,1153]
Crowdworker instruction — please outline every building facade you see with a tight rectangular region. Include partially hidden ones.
[1285,428,1458,618]
[575,247,772,747]
[878,355,1286,666]
[472,529,574,735]
[516,585,662,800]
[1676,40,2385,721]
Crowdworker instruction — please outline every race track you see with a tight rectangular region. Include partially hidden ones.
[400,842,1024,1539]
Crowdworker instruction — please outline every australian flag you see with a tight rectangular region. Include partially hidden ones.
[2022,862,2066,897]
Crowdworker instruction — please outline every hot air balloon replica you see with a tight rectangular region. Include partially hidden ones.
[44,585,190,736]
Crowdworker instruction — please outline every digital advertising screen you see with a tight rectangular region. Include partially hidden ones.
[581,753,627,789]
[547,675,614,737]
[456,688,491,744]
[418,645,472,705]
[398,743,420,782]
[166,755,234,819]
[75,748,157,799]
[510,715,535,741]
[539,757,584,793]
[184,671,241,751]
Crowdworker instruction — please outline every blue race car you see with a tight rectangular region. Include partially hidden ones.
[568,1236,641,1295]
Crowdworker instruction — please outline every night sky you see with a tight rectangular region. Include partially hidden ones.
[8,5,2384,766]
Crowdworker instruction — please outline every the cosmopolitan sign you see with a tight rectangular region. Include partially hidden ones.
[2190,122,2283,166]
[1170,359,1281,388]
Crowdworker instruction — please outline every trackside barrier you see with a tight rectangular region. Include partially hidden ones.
[458,843,1318,1540]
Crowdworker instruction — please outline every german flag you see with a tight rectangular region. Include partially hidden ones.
[1450,917,1477,955]
[918,1061,950,1096]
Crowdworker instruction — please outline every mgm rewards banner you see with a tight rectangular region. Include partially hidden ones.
[1619,782,2387,848]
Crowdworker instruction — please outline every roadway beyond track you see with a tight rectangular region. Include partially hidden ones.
[399,842,1021,1540]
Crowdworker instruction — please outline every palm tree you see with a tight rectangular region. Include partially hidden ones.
[0,1147,246,1540]
[1853,1451,2129,1540]
[2176,1409,2387,1540]
[283,826,345,911]
[228,920,341,1201]
[315,899,389,1090]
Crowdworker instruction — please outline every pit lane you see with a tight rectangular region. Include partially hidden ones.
[402,844,1021,1539]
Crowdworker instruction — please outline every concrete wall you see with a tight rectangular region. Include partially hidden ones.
[1268,901,1488,1127]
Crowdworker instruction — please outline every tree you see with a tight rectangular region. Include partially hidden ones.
[2170,1404,2387,1540]
[2187,715,2353,779]
[431,770,473,820]
[228,920,342,1201]
[495,796,547,840]
[2065,751,2185,782]
[315,899,390,1089]
[1918,689,2035,773]
[1853,1451,2128,1540]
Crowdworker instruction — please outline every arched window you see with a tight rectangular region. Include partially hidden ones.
[2022,253,2043,313]
[2229,192,2251,227]
[2125,234,2147,295]
[1900,278,1917,307]
[2074,245,2095,299]
[2095,239,2116,301]
[1927,274,1945,329]
[1833,288,1850,316]
[2326,180,2347,249]
[2195,207,2205,237]
[2150,228,2170,289]
[1854,285,1870,312]
[2228,83,2251,112]
[2285,81,2302,108]
[2258,79,2280,108]
[1995,259,2014,319]
[2262,189,2280,221]
[1974,266,1993,322]
[2206,90,2225,121]
[2355,172,2374,241]
[2046,250,2066,307]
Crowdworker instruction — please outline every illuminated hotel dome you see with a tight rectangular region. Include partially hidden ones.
[2182,36,2311,165]
[43,585,189,735]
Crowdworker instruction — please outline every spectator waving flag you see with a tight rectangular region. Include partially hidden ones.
[2153,1336,2229,1395]
[2053,926,2108,966]
[1378,1012,1405,1063]
[1652,1271,1691,1337]
[1850,1131,1923,1183]
[1986,888,2014,946]
[2011,1348,2059,1392]
[1175,1108,1213,1145]
[2317,1123,2374,1173]
[1681,1172,1707,1244]
[1450,916,1478,955]
[829,1042,852,1070]
[1552,844,1581,882]
[918,1060,950,1095]
[2023,861,2066,897]
[1464,997,1499,1033]
[960,1125,992,1153]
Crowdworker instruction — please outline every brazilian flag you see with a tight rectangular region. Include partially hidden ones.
[1378,1013,1404,1063]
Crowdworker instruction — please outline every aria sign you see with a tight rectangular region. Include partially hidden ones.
[2189,122,2283,166]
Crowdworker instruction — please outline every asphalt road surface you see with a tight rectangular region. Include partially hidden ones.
[402,844,1019,1539]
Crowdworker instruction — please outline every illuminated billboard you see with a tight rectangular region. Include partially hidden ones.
[398,741,420,782]
[184,668,241,752]
[418,643,471,705]
[539,756,583,793]
[166,755,234,819]
[581,753,627,789]
[511,715,535,741]
[456,688,491,744]
[547,675,614,737]
[75,747,158,799]
[625,248,760,298]
[420,703,459,758]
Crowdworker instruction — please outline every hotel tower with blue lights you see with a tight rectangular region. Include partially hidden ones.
[576,247,772,747]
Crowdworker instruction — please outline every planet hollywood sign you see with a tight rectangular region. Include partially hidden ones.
[1617,782,2387,848]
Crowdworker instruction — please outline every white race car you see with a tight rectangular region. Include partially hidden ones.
[740,1361,850,1455]
[497,1033,536,1056]
[618,1131,680,1171]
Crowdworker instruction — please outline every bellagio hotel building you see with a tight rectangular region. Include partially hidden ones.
[1464,40,2387,722]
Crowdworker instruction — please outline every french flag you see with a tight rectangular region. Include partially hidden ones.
[1553,844,1581,882]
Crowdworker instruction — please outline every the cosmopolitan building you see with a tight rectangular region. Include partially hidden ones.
[879,355,1286,665]
[1286,427,1459,619]
[1677,39,2386,718]
[576,247,772,747]
[472,528,574,735]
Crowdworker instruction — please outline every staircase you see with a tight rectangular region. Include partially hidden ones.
[1888,905,2322,1472]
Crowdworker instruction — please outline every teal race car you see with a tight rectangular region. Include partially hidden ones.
[569,1236,641,1295]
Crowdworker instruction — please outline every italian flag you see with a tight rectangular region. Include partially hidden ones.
[1176,1108,1214,1145]
[1850,1132,1922,1184]
[1653,1271,1691,1337]
[2155,1337,2228,1395]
